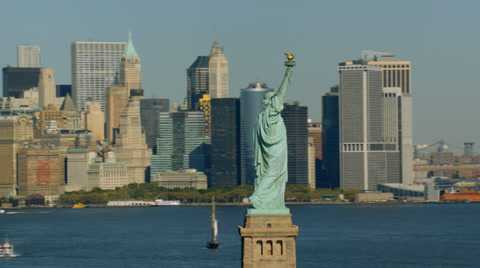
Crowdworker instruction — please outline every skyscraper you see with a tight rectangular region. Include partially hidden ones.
[199,94,211,136]
[187,56,209,111]
[56,85,72,98]
[71,41,126,110]
[114,94,151,184]
[338,62,400,190]
[17,45,40,68]
[38,68,56,109]
[308,121,323,187]
[208,40,228,99]
[210,98,241,187]
[120,31,142,94]
[2,66,41,98]
[139,98,170,149]
[363,51,413,185]
[353,51,414,185]
[282,102,309,186]
[320,86,340,189]
[308,137,316,188]
[105,85,129,143]
[383,87,413,185]
[105,32,142,143]
[240,82,274,185]
[150,111,210,179]
[362,50,411,94]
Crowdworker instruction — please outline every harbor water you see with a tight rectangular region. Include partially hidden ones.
[1,203,480,267]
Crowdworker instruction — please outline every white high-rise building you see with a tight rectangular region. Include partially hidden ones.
[71,41,126,110]
[364,51,414,185]
[382,87,413,185]
[339,62,401,191]
[342,52,414,187]
[17,45,40,67]
[208,40,228,98]
[364,50,412,94]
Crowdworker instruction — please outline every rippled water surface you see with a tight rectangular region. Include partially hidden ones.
[1,203,480,267]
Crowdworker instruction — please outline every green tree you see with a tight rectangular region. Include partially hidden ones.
[343,189,360,201]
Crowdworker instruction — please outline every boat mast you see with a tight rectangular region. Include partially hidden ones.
[211,197,217,242]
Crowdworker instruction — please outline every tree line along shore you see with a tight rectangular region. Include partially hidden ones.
[55,183,360,206]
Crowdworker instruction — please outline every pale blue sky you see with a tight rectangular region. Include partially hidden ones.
[1,0,479,152]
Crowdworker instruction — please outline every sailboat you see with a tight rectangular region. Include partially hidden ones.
[206,197,219,249]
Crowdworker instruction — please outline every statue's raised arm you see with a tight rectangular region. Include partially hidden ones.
[247,53,296,215]
[277,53,295,102]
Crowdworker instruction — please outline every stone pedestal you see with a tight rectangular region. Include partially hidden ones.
[239,214,298,268]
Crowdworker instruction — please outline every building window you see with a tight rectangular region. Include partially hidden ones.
[266,240,273,255]
[276,240,283,255]
[256,241,263,255]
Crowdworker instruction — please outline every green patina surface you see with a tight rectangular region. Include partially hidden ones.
[247,207,291,216]
[248,59,295,215]
[123,30,139,60]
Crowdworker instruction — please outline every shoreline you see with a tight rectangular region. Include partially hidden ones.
[1,200,467,210]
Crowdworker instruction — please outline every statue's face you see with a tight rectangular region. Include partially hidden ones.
[263,92,274,107]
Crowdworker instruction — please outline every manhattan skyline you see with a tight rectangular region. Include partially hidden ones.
[1,0,479,149]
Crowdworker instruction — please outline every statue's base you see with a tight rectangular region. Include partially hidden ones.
[238,214,298,268]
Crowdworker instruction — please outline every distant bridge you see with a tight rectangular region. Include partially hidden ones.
[415,140,480,179]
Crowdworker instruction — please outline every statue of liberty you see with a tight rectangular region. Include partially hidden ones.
[248,53,295,214]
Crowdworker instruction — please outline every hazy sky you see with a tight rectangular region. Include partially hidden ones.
[1,0,479,153]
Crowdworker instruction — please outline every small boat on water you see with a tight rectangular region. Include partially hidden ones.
[0,209,4,214]
[0,236,16,258]
[72,203,85,209]
[207,197,219,249]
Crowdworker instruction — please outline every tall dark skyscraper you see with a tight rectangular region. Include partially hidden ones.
[240,82,274,185]
[56,85,72,97]
[282,102,309,186]
[187,56,209,111]
[210,98,241,188]
[320,86,340,188]
[140,98,170,149]
[2,66,41,98]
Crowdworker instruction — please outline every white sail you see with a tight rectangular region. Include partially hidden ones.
[214,219,218,238]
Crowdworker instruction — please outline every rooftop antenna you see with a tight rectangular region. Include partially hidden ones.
[214,21,217,41]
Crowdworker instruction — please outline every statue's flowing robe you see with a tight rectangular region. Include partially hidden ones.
[249,95,288,209]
